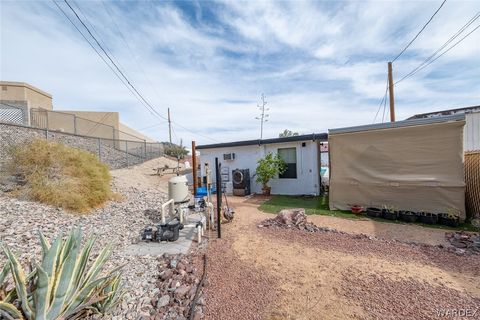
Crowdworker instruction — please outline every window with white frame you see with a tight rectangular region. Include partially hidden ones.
[278,147,297,179]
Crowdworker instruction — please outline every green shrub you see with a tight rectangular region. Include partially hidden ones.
[6,139,112,212]
[0,229,124,319]
[255,152,286,189]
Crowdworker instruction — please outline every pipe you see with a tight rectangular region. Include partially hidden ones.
[197,225,202,243]
[161,199,175,224]
[206,202,214,230]
[188,254,207,320]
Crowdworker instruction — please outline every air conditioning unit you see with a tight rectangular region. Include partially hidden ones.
[223,153,235,161]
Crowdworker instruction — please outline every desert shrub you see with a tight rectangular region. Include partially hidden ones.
[6,139,112,212]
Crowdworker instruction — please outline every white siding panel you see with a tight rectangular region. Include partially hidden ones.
[199,140,320,195]
[465,112,480,152]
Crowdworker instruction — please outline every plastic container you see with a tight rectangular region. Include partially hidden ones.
[169,175,189,204]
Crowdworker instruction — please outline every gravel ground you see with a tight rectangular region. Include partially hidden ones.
[204,236,280,320]
[342,272,480,320]
[204,196,480,320]
[0,158,173,319]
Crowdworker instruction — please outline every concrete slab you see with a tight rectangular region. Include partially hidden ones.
[124,213,204,256]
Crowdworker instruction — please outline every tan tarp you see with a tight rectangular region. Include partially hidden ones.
[329,120,466,219]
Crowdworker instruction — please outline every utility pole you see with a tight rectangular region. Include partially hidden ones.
[388,62,396,122]
[168,107,172,144]
[255,93,269,139]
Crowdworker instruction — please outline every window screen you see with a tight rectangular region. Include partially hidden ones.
[278,147,297,179]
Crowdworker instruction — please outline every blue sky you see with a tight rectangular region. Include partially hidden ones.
[1,0,479,144]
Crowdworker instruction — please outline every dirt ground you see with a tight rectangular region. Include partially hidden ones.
[204,196,480,320]
[111,157,185,193]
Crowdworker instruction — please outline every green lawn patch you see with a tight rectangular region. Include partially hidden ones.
[259,195,478,231]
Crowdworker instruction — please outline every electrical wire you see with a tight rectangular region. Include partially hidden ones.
[52,1,160,120]
[62,0,168,121]
[396,12,480,84]
[392,0,447,62]
[373,79,389,123]
[55,0,219,143]
[52,0,218,142]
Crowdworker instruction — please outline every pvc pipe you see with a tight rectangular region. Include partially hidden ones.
[161,199,175,224]
[206,202,214,230]
[197,225,202,243]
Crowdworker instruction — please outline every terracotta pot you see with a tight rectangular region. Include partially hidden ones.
[262,186,271,196]
[351,205,363,214]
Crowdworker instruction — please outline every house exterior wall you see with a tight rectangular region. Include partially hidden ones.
[465,112,480,152]
[199,140,320,195]
[0,81,53,111]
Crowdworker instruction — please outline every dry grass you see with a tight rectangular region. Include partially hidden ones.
[6,139,112,213]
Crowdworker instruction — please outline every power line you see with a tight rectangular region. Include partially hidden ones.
[52,1,162,121]
[100,0,165,106]
[392,0,447,62]
[55,0,219,143]
[373,79,388,123]
[396,12,480,84]
[62,0,168,122]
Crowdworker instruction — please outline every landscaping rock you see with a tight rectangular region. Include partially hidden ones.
[445,231,480,254]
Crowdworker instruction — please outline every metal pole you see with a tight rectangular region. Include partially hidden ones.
[388,62,396,122]
[215,157,222,238]
[125,140,129,167]
[98,138,101,160]
[192,141,197,196]
[168,108,172,144]
[73,115,77,134]
[144,140,147,159]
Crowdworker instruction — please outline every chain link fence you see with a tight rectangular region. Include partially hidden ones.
[0,121,164,170]
[29,108,149,142]
[0,101,29,125]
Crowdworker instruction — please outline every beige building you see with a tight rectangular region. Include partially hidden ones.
[0,81,53,110]
[0,81,155,142]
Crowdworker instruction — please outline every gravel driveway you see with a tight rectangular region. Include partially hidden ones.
[204,195,480,320]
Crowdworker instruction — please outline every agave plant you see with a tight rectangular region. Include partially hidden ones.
[0,228,125,320]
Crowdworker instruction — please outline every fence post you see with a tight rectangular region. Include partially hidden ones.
[73,115,77,134]
[125,140,129,167]
[45,128,49,140]
[45,110,49,130]
[144,140,147,159]
[98,138,101,161]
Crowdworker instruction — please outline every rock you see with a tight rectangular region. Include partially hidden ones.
[175,285,190,298]
[157,295,170,308]
[160,269,173,281]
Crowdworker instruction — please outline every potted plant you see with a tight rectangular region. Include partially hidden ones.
[350,204,364,215]
[438,208,460,227]
[366,207,383,218]
[399,210,417,223]
[255,152,286,195]
[382,204,398,220]
[418,212,438,224]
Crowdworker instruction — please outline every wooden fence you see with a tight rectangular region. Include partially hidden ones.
[465,151,480,219]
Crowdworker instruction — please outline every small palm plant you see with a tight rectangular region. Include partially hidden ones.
[0,228,124,320]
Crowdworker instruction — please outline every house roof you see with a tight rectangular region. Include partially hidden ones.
[407,105,480,120]
[329,114,465,135]
[196,133,328,150]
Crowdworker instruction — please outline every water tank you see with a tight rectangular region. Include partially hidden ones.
[168,175,189,204]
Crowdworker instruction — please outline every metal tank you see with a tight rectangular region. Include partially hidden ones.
[168,175,189,204]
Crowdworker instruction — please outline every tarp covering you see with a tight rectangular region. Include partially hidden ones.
[329,120,466,219]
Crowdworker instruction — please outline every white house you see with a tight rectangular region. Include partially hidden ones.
[409,105,480,152]
[196,133,328,196]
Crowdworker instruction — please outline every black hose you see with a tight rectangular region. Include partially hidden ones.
[188,254,207,320]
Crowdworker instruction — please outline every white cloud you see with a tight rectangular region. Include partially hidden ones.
[1,0,479,146]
